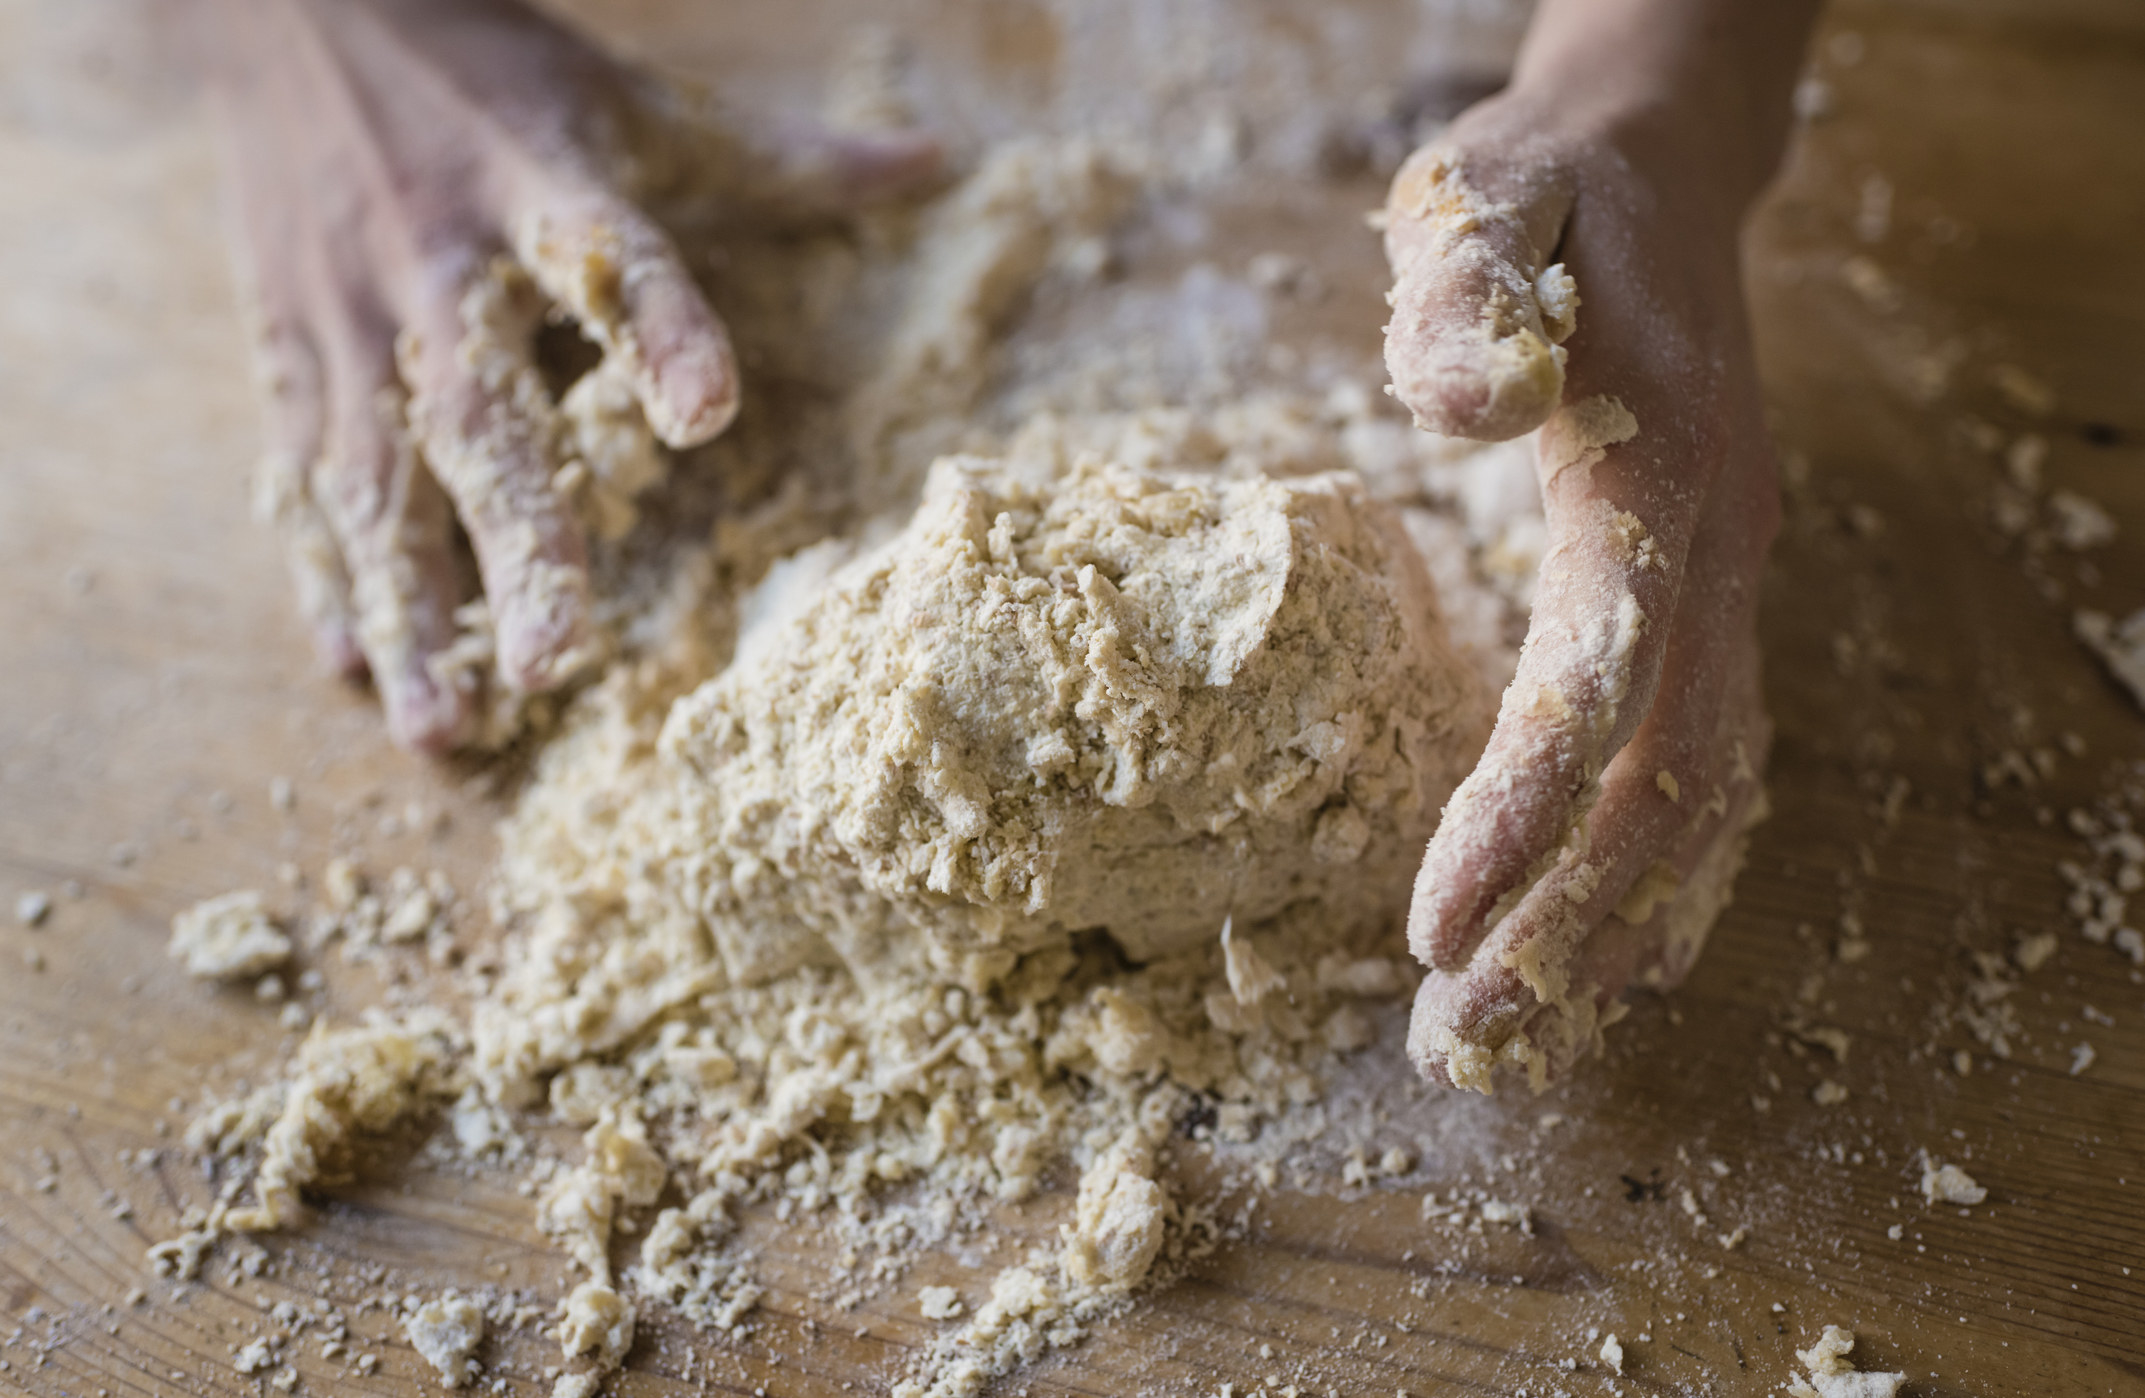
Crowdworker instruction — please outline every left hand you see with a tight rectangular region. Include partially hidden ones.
[205,0,936,752]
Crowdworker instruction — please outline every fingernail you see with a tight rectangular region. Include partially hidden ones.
[657,345,739,445]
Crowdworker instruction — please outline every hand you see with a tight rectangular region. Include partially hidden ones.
[203,0,934,752]
[1383,0,1813,1091]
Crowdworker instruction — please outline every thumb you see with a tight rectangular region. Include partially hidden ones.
[1382,144,1577,442]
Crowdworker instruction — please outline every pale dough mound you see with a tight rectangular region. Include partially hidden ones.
[660,450,1492,988]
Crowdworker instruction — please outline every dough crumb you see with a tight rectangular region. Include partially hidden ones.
[1787,1325,1905,1398]
[169,890,291,981]
[1598,1332,1623,1375]
[405,1293,486,1389]
[918,1286,964,1320]
[1918,1158,1987,1207]
[2075,608,2145,711]
[554,1281,635,1398]
[1221,918,1286,1008]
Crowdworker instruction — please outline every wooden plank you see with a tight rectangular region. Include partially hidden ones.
[2,2,2140,1395]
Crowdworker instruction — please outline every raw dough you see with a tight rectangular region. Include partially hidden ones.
[168,890,290,982]
[405,1294,486,1390]
[660,450,1490,989]
[1788,1325,1905,1398]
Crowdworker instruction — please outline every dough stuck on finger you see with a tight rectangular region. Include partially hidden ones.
[401,259,599,696]
[253,446,366,677]
[511,207,739,450]
[1382,148,1578,442]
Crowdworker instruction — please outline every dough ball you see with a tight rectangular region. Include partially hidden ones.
[661,450,1492,989]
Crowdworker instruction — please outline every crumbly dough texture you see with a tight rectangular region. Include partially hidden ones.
[405,1293,486,1390]
[660,448,1487,985]
[1788,1326,1906,1398]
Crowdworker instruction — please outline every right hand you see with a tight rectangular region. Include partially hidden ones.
[1381,38,1794,1091]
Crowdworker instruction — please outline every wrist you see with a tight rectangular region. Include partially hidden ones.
[1504,0,1818,217]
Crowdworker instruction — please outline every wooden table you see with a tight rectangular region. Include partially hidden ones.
[2,1,2139,1394]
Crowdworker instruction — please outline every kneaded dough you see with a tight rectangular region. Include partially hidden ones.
[660,448,1493,989]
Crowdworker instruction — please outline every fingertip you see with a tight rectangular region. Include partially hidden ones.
[1405,972,1502,1094]
[380,666,471,758]
[313,621,368,682]
[491,563,597,694]
[831,129,945,201]
[647,332,740,448]
[1385,316,1564,442]
[1406,855,1463,971]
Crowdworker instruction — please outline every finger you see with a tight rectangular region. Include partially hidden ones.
[311,342,473,756]
[212,60,364,678]
[399,258,597,693]
[1408,475,1774,1090]
[250,320,365,678]
[1382,142,1578,441]
[732,123,946,214]
[508,190,739,449]
[1406,398,1686,972]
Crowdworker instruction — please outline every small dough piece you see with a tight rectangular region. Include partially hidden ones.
[1919,1159,1987,1206]
[169,890,291,981]
[1220,916,1286,1007]
[405,1294,486,1389]
[554,1281,635,1398]
[918,1286,964,1320]
[1061,1139,1169,1288]
[1787,1325,1905,1398]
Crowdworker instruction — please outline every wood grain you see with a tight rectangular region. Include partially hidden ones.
[2,1,2141,1395]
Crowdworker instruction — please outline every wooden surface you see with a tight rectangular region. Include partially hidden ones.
[3,1,2143,1395]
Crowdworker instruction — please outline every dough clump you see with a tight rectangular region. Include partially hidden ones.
[1788,1325,1905,1398]
[405,1293,486,1389]
[662,450,1491,988]
[168,890,291,982]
